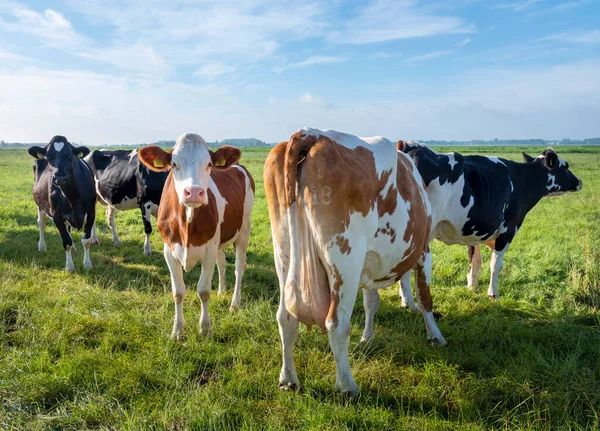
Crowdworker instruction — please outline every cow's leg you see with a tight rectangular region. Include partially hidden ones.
[54,217,75,272]
[90,222,100,245]
[164,244,186,340]
[326,256,363,397]
[360,288,380,342]
[81,209,94,270]
[415,250,447,346]
[488,241,509,300]
[230,237,249,313]
[216,248,227,295]
[106,206,120,245]
[196,245,218,336]
[274,238,299,390]
[37,208,47,252]
[140,202,152,255]
[399,269,419,312]
[467,245,482,289]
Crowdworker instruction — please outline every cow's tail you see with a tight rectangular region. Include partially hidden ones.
[281,134,330,331]
[284,133,317,206]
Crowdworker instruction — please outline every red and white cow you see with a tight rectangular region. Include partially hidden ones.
[138,133,255,339]
[264,128,446,396]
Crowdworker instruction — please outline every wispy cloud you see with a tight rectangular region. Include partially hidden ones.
[493,0,546,12]
[328,0,474,44]
[298,93,331,108]
[405,50,454,63]
[538,30,600,44]
[455,37,472,47]
[275,56,347,73]
[194,62,236,80]
[526,0,590,15]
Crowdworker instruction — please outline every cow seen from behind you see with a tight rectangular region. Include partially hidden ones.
[264,128,446,397]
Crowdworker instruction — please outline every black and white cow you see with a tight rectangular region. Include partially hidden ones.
[28,136,96,272]
[84,150,168,255]
[361,144,582,340]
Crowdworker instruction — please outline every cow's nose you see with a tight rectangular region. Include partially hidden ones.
[183,187,205,203]
[53,174,67,185]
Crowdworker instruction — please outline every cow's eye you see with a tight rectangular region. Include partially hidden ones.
[172,162,178,170]
[208,162,214,168]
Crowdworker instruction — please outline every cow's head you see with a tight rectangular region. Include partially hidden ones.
[522,148,582,196]
[138,133,240,208]
[28,136,90,186]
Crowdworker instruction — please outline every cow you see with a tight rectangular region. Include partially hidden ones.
[28,135,96,272]
[264,128,446,397]
[389,143,582,317]
[84,149,168,255]
[137,133,255,340]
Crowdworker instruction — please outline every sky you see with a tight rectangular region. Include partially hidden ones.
[0,0,599,145]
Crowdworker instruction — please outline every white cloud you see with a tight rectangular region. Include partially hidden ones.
[493,0,546,12]
[538,30,600,44]
[405,50,454,63]
[455,37,471,47]
[79,43,171,76]
[328,0,474,44]
[275,56,347,73]
[194,62,236,79]
[298,93,331,108]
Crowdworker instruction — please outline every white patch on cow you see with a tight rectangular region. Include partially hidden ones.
[486,156,505,166]
[65,246,75,272]
[447,156,458,170]
[113,195,138,211]
[558,157,567,168]
[547,174,558,192]
[127,150,137,163]
[81,237,92,269]
[53,142,64,152]
[510,180,514,192]
[170,133,212,207]
[487,248,507,299]
[298,127,396,177]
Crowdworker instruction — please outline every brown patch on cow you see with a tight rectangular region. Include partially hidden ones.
[396,140,406,152]
[157,165,253,249]
[199,291,210,302]
[415,261,433,312]
[332,264,343,292]
[326,290,340,329]
[335,235,351,255]
[210,146,241,168]
[484,240,495,250]
[377,169,398,218]
[390,155,432,280]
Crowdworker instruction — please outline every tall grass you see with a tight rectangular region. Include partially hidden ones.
[0,146,598,430]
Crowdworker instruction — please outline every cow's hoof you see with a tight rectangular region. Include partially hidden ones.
[279,381,298,391]
[83,261,93,270]
[360,331,374,343]
[199,323,212,337]
[170,332,186,342]
[402,303,420,313]
[217,287,227,296]
[429,337,448,347]
[65,265,75,273]
[38,245,47,253]
[143,249,151,256]
[336,383,359,398]
[113,239,122,246]
[488,294,498,300]
[91,238,100,245]
[229,305,239,313]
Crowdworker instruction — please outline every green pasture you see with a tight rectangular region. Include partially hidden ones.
[0,146,598,430]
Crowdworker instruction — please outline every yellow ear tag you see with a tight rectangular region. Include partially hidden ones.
[77,152,83,158]
[153,158,164,168]
[37,152,44,159]
[215,157,226,167]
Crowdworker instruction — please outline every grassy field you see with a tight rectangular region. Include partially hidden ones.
[0,145,599,430]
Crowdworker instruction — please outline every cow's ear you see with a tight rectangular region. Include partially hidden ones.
[396,140,406,152]
[75,146,90,158]
[544,150,558,169]
[522,152,534,163]
[210,145,241,168]
[138,146,172,172]
[28,146,46,159]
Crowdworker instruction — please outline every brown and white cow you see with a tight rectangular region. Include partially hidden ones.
[264,128,446,396]
[138,133,255,340]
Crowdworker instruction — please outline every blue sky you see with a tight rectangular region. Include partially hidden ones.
[0,0,599,145]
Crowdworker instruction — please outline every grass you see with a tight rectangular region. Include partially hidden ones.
[0,146,599,430]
